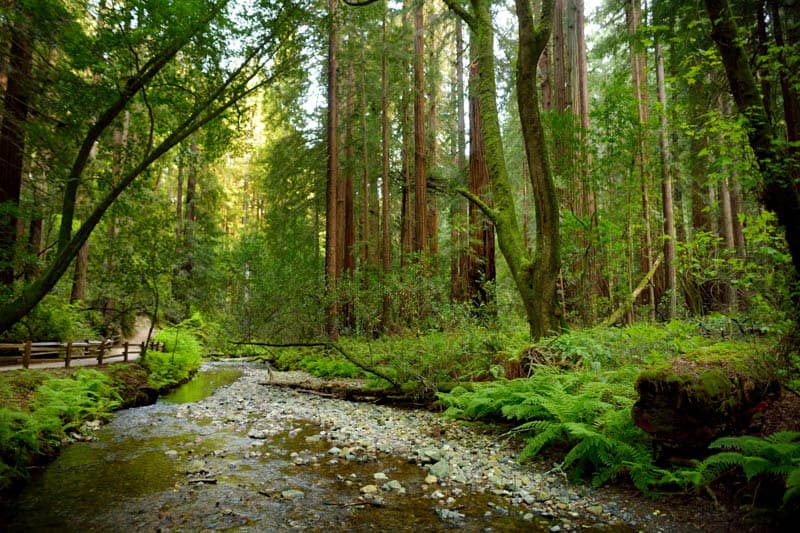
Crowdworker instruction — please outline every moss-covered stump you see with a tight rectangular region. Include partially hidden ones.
[633,345,779,462]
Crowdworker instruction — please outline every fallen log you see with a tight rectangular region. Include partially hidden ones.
[632,345,780,462]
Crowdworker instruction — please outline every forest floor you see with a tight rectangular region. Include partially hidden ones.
[264,367,784,532]
[29,362,777,531]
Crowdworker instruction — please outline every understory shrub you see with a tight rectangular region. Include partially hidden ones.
[438,367,701,494]
[143,322,204,389]
[0,369,120,490]
[700,431,800,509]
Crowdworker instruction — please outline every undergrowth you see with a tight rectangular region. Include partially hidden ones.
[143,319,204,390]
[438,367,679,493]
[700,431,800,510]
[0,369,120,490]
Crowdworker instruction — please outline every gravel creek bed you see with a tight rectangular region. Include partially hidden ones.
[1,362,736,531]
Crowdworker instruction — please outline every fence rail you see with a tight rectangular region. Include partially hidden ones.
[0,339,165,369]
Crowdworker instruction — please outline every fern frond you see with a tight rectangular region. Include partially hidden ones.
[765,431,800,445]
[701,451,746,477]
[519,424,564,461]
[784,466,800,504]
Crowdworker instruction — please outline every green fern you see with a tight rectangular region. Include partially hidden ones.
[440,367,663,492]
[701,431,800,507]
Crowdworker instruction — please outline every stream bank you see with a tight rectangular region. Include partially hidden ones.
[0,362,744,531]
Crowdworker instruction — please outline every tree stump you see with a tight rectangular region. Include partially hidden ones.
[632,347,779,462]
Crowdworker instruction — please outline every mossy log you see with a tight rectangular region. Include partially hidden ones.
[633,348,780,462]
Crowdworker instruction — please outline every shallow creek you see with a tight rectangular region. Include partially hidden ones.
[0,364,627,532]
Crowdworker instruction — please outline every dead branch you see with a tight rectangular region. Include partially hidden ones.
[231,341,399,388]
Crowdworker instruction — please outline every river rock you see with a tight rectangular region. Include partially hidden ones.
[247,428,269,439]
[382,480,404,493]
[281,489,305,500]
[429,459,449,479]
[360,484,379,495]
[373,472,388,481]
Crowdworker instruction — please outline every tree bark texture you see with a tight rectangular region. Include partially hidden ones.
[656,43,678,319]
[0,26,33,285]
[413,0,427,254]
[325,0,340,340]
[467,61,495,309]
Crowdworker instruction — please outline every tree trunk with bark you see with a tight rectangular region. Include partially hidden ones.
[445,0,560,339]
[656,43,678,319]
[704,0,800,292]
[467,59,495,309]
[413,0,427,254]
[0,26,33,285]
[450,18,470,303]
[325,0,340,340]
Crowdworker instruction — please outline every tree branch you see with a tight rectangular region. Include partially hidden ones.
[601,253,664,327]
[442,0,474,28]
[456,187,498,224]
[231,341,399,388]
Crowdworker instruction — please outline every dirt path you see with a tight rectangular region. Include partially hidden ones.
[0,316,154,371]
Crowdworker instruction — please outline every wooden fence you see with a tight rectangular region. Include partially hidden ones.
[0,339,165,369]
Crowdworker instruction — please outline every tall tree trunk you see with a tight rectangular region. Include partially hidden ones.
[176,157,184,241]
[451,17,470,303]
[704,0,800,292]
[575,0,597,323]
[444,0,559,338]
[467,60,495,309]
[413,0,427,254]
[626,0,656,320]
[427,20,439,256]
[553,0,566,114]
[360,46,371,269]
[516,0,561,338]
[380,6,391,328]
[656,43,678,319]
[342,62,356,330]
[325,0,340,340]
[183,142,198,276]
[70,240,89,303]
[0,26,33,285]
[719,176,738,309]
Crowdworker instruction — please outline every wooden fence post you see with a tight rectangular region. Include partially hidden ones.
[22,340,32,369]
[123,342,129,362]
[97,338,106,365]
[65,342,73,369]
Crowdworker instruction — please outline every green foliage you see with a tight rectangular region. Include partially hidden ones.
[701,431,800,506]
[438,367,666,490]
[0,370,121,490]
[299,355,362,379]
[143,324,204,390]
[531,321,712,369]
[2,295,96,342]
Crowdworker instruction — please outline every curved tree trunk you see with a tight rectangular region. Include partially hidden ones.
[704,0,800,295]
[516,0,561,338]
[445,0,559,339]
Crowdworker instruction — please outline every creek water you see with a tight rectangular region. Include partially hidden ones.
[0,365,562,532]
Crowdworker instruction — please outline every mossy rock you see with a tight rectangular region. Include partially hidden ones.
[632,345,780,462]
